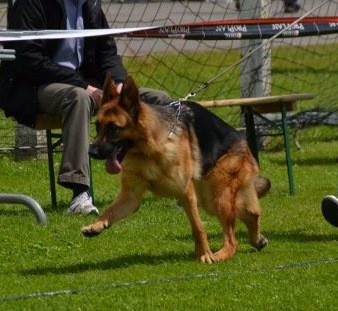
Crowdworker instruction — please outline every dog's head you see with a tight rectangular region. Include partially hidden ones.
[89,74,140,174]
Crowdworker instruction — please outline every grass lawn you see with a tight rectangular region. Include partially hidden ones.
[0,124,337,311]
[0,41,338,310]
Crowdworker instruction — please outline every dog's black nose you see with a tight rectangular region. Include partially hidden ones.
[89,143,108,160]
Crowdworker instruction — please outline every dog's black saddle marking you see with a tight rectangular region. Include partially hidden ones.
[175,100,243,175]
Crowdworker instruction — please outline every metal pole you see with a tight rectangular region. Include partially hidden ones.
[0,194,47,225]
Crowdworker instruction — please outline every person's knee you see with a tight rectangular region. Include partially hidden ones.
[64,87,93,114]
[139,87,172,106]
[71,87,91,105]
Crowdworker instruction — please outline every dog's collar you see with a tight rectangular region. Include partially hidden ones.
[167,100,182,138]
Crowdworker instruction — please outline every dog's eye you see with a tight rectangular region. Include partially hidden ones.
[106,123,121,138]
[95,121,101,133]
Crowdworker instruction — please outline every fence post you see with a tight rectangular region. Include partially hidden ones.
[239,0,271,97]
[238,0,272,158]
[14,124,46,161]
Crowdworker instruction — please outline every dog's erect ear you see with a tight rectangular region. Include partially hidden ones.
[119,76,140,116]
[102,72,119,104]
[122,76,139,106]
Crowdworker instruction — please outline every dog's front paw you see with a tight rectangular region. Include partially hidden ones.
[196,248,216,264]
[256,235,268,251]
[81,221,108,237]
[199,251,216,264]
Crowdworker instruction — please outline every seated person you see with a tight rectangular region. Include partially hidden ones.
[0,0,171,215]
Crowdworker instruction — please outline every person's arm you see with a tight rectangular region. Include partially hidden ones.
[91,9,128,84]
[8,0,89,88]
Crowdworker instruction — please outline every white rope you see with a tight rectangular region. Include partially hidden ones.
[0,27,158,41]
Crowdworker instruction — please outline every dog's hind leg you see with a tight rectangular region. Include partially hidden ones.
[180,182,215,264]
[82,190,141,237]
[212,187,239,262]
[236,183,268,250]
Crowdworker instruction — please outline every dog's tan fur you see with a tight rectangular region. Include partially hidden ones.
[82,76,269,263]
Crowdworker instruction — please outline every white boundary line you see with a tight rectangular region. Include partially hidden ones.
[0,257,337,303]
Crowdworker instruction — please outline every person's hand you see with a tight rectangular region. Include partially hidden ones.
[86,85,103,108]
[115,82,123,94]
[86,82,123,110]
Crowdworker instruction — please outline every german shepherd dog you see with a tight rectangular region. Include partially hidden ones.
[82,75,270,263]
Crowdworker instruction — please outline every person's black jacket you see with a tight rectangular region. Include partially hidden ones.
[0,0,127,127]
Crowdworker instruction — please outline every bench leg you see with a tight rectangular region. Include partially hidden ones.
[89,157,95,204]
[243,106,259,164]
[46,129,57,207]
[281,104,295,195]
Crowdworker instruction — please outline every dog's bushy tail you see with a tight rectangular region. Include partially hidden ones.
[254,176,271,198]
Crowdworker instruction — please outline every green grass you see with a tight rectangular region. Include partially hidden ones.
[0,125,338,311]
[1,43,338,310]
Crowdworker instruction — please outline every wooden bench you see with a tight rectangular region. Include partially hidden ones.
[201,93,315,195]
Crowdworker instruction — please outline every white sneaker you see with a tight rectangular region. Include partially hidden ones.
[68,191,99,216]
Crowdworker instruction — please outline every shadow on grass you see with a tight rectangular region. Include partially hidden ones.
[270,156,338,167]
[18,228,338,277]
[263,229,338,242]
[20,252,194,276]
[172,229,338,244]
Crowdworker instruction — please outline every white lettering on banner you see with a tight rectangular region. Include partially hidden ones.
[159,26,190,34]
[224,33,242,39]
[272,23,305,31]
[216,25,247,33]
[281,30,300,37]
[168,34,186,39]
[228,25,247,33]
[329,22,338,28]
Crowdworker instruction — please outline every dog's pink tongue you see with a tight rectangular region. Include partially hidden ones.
[106,158,121,174]
[105,150,122,174]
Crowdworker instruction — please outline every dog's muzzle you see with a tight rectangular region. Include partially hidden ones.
[89,142,115,160]
[89,140,133,174]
